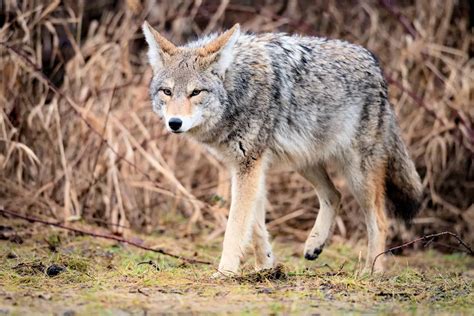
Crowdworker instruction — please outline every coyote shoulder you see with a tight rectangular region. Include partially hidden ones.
[142,22,422,276]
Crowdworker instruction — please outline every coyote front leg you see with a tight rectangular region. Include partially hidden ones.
[252,187,274,271]
[216,158,266,276]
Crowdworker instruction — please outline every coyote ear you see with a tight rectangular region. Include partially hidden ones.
[198,24,240,75]
[142,21,178,72]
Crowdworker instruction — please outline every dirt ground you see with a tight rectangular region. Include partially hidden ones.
[0,218,473,315]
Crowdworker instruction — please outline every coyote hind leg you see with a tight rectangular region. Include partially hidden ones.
[299,165,341,260]
[364,167,388,273]
[344,161,388,273]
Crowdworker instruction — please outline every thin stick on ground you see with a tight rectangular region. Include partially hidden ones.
[371,231,474,275]
[0,208,212,265]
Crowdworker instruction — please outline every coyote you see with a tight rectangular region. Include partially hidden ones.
[142,22,422,276]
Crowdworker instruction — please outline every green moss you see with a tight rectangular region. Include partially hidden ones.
[0,221,473,315]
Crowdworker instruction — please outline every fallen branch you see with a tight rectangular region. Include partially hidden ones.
[371,231,474,275]
[0,208,211,265]
[138,260,160,271]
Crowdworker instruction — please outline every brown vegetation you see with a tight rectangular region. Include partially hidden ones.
[1,0,473,248]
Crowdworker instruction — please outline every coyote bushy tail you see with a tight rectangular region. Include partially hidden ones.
[385,124,423,224]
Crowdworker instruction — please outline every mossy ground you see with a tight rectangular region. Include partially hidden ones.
[0,219,473,315]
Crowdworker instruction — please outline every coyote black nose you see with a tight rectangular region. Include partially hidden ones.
[168,118,182,131]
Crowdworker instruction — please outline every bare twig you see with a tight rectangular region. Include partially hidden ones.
[371,231,474,275]
[385,72,474,153]
[379,0,418,38]
[137,260,160,271]
[203,0,230,34]
[137,288,149,296]
[0,208,211,265]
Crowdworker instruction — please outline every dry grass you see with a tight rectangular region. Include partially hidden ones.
[0,0,473,248]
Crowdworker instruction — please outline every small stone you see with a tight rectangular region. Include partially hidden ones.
[62,309,76,316]
[38,293,52,300]
[9,235,23,244]
[257,288,274,294]
[46,264,65,277]
[6,251,17,259]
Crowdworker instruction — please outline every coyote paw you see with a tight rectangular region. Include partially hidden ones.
[304,247,323,260]
[362,263,384,275]
[304,240,325,260]
[255,252,275,271]
[211,270,236,279]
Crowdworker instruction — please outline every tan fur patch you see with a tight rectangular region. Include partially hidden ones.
[143,21,178,55]
[368,162,389,259]
[372,164,388,237]
[166,97,194,117]
[198,24,240,57]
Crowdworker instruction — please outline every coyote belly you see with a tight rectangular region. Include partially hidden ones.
[143,22,422,276]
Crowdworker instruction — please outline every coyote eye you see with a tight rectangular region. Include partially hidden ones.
[190,89,201,97]
[161,88,172,96]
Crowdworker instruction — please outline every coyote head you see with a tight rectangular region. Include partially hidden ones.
[142,22,240,134]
